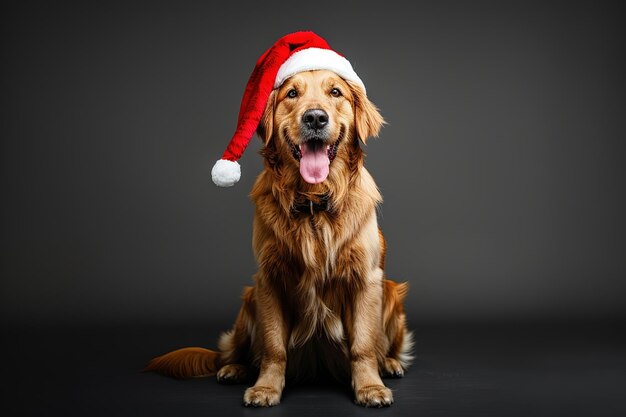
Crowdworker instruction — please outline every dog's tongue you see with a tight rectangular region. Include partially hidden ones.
[299,141,329,184]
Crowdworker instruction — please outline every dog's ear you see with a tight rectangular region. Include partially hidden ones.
[257,90,276,144]
[348,81,385,144]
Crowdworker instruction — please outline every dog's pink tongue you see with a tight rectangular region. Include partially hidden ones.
[299,141,330,184]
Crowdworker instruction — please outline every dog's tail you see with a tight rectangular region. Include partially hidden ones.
[145,347,221,378]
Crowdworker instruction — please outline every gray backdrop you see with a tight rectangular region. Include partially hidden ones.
[2,0,625,325]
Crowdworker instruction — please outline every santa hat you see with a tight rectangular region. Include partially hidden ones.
[211,31,365,187]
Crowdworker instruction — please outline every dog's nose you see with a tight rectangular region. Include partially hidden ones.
[302,109,329,130]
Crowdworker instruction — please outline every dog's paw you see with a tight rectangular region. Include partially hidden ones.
[354,385,394,408]
[382,357,405,378]
[243,386,281,407]
[217,364,248,384]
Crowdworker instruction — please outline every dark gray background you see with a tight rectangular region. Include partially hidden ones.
[2,0,625,326]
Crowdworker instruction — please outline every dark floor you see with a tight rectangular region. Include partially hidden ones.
[3,320,626,417]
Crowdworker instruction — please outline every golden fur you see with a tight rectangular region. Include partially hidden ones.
[146,70,413,407]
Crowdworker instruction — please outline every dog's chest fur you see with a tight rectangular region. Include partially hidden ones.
[251,169,383,350]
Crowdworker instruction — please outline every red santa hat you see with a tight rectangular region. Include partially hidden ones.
[211,31,365,187]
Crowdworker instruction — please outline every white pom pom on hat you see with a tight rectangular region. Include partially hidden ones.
[211,31,365,187]
[211,159,240,187]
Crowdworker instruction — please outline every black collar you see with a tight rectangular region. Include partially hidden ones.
[292,194,330,215]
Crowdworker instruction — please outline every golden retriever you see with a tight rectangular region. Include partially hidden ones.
[146,69,413,407]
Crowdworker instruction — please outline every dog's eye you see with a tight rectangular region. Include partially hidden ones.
[287,89,298,99]
[330,88,342,97]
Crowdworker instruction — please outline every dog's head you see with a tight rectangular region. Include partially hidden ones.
[258,70,384,185]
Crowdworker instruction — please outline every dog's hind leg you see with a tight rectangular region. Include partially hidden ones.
[381,280,413,378]
[216,286,256,384]
[145,286,256,380]
[377,233,414,377]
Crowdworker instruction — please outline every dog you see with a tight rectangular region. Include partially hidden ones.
[146,69,413,407]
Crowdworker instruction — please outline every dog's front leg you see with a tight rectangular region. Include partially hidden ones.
[243,277,287,407]
[349,267,393,407]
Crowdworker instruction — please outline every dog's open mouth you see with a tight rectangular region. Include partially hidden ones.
[287,126,344,184]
